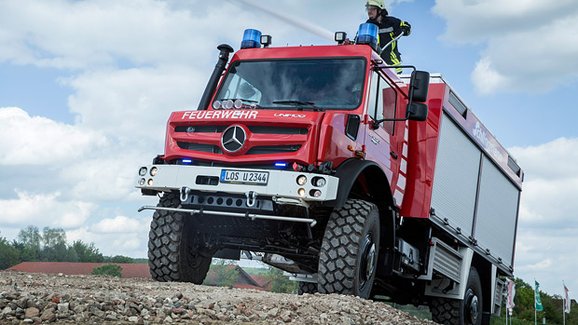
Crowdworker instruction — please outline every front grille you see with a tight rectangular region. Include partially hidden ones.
[177,142,222,154]
[247,145,302,155]
[173,123,308,157]
[175,125,226,133]
[248,126,308,135]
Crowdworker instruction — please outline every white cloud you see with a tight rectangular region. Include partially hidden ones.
[0,107,106,165]
[67,224,148,257]
[0,190,94,228]
[91,216,144,234]
[471,57,508,94]
[509,138,578,226]
[66,67,203,141]
[0,0,227,69]
[433,0,578,93]
[508,138,578,293]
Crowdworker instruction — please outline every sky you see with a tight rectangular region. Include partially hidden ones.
[1,0,577,298]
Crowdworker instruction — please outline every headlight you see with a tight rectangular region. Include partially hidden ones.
[296,175,307,186]
[147,179,154,186]
[313,177,326,187]
[138,178,146,186]
[138,167,147,176]
[298,188,306,197]
[310,190,322,198]
[150,167,158,176]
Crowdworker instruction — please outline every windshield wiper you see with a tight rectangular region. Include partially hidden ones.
[272,100,323,111]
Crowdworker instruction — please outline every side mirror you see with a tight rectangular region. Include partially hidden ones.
[407,102,428,121]
[410,70,430,103]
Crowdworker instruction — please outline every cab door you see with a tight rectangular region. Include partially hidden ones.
[363,70,405,206]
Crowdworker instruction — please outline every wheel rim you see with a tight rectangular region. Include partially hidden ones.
[359,234,377,288]
[465,288,480,324]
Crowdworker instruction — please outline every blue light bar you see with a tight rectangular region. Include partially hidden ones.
[181,158,193,164]
[274,162,288,168]
[356,23,378,49]
[241,29,262,49]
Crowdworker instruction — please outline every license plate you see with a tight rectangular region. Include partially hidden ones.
[220,169,269,185]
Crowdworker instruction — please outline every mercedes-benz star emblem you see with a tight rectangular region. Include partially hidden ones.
[221,125,246,153]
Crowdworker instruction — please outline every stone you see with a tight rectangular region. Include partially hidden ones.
[24,307,40,318]
[57,302,69,313]
[40,309,56,322]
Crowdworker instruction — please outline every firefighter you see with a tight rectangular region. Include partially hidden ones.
[365,0,411,73]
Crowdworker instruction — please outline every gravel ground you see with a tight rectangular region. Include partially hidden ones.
[0,271,437,324]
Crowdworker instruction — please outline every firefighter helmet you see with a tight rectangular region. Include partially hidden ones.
[366,0,385,10]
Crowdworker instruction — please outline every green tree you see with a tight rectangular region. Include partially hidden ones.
[104,255,134,263]
[266,267,297,293]
[492,278,578,325]
[208,259,238,287]
[92,264,123,277]
[17,225,42,261]
[0,236,20,270]
[40,227,68,261]
[70,240,104,262]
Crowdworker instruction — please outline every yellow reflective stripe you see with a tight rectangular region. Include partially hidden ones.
[390,53,401,65]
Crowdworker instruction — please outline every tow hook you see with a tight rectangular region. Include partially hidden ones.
[180,187,192,202]
[246,191,257,207]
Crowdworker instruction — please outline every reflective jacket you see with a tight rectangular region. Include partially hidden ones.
[367,14,410,67]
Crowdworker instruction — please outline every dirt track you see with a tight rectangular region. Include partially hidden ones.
[0,271,437,324]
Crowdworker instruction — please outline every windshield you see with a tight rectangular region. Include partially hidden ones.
[214,58,366,110]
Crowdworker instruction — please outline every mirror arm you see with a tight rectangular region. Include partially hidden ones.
[371,117,409,129]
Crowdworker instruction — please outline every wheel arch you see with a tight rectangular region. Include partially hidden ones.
[471,253,494,319]
[332,159,394,211]
[332,159,397,276]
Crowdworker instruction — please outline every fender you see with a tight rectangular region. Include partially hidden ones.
[330,158,397,277]
[329,159,394,211]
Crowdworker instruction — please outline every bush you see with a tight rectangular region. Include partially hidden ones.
[92,264,122,277]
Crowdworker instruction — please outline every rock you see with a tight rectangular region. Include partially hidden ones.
[105,312,118,321]
[1,306,12,315]
[57,302,69,313]
[24,307,40,318]
[280,310,293,322]
[267,307,279,317]
[40,309,56,322]
[0,272,437,325]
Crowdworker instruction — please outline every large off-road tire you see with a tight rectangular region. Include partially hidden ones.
[317,199,380,299]
[297,282,318,295]
[148,192,212,284]
[431,267,483,325]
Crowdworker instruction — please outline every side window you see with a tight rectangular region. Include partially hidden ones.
[367,71,397,135]
[380,78,397,135]
[367,72,379,118]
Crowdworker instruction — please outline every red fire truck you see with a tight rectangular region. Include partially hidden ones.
[136,26,523,325]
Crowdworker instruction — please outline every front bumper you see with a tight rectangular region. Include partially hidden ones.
[136,164,339,203]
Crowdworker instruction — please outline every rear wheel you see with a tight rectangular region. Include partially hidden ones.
[431,267,483,325]
[148,192,212,284]
[297,282,318,295]
[317,199,380,299]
